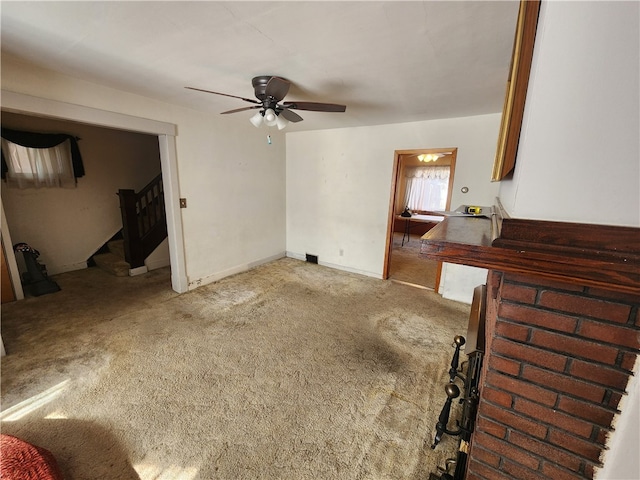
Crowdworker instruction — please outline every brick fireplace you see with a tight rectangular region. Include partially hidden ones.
[421,204,640,479]
[468,271,639,479]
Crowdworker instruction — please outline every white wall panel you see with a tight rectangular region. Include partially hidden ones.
[499,1,640,227]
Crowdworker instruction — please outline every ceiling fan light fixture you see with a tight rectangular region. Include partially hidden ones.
[263,108,278,126]
[276,115,289,130]
[249,111,263,128]
[418,153,442,162]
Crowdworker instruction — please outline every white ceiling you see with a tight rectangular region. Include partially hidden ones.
[1,1,520,132]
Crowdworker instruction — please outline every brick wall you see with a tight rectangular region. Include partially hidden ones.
[467,271,640,480]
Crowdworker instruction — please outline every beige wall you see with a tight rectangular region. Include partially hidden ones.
[1,112,161,274]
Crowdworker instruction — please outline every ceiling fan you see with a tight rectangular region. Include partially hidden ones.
[186,76,346,129]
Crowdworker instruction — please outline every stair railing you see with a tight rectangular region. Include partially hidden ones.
[118,173,167,268]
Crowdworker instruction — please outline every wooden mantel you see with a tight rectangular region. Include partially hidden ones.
[420,203,640,294]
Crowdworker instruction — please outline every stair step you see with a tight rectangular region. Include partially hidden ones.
[107,239,125,259]
[93,252,130,277]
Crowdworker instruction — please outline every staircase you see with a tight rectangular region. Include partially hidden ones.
[92,173,167,277]
[92,239,130,277]
[117,173,167,270]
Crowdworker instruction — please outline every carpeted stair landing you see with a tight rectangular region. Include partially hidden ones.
[92,239,130,277]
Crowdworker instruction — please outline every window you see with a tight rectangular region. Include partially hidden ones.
[1,128,84,189]
[1,139,76,188]
[404,166,450,212]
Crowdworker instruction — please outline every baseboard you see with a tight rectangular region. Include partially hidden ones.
[285,252,306,262]
[318,261,381,279]
[187,252,286,290]
[285,252,382,279]
[247,252,286,270]
[129,266,149,276]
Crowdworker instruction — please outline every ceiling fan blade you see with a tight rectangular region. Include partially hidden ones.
[185,86,260,104]
[265,77,290,102]
[220,106,261,114]
[279,108,304,123]
[282,101,346,113]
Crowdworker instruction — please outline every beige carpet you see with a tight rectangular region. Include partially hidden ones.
[1,258,469,479]
[389,233,439,289]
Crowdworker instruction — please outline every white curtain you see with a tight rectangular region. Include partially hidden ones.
[1,139,76,188]
[404,166,450,212]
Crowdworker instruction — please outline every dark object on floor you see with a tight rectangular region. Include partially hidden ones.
[0,434,64,480]
[430,285,486,479]
[13,242,61,297]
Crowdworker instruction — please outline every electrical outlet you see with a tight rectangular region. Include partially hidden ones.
[180,198,187,208]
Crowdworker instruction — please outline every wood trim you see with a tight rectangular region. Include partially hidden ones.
[495,219,640,255]
[1,90,176,136]
[492,0,541,181]
[1,239,16,304]
[383,151,402,279]
[420,209,640,294]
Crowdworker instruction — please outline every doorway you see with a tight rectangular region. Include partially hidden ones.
[1,111,164,283]
[1,91,187,294]
[384,148,457,290]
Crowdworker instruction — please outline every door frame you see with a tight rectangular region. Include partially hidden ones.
[0,90,188,294]
[1,200,22,302]
[384,147,458,291]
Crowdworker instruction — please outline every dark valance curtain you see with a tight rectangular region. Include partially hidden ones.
[1,127,85,179]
